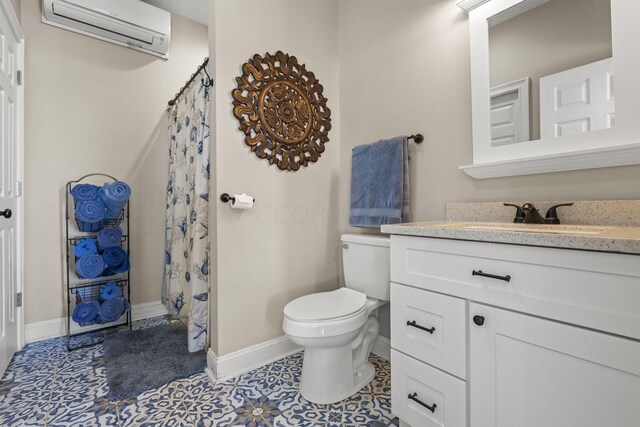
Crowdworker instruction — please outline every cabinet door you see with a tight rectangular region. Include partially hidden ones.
[470,303,640,427]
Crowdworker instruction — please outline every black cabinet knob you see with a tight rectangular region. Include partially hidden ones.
[0,209,11,219]
[473,315,485,326]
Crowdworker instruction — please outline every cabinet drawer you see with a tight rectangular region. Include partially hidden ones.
[391,235,640,340]
[391,349,467,427]
[391,283,466,379]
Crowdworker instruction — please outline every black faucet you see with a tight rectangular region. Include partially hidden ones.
[521,203,544,224]
[504,202,574,225]
[543,202,574,224]
[503,203,525,223]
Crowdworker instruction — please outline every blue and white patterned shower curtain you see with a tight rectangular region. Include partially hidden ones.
[164,71,211,352]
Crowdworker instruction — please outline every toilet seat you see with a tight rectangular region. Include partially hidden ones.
[283,288,369,339]
[284,288,366,322]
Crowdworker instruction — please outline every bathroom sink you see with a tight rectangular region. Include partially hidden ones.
[439,222,612,236]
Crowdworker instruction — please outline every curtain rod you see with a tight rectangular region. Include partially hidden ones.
[168,57,212,107]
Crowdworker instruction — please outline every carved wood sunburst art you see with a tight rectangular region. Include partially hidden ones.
[232,51,331,171]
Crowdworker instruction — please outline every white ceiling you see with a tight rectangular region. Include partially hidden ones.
[140,0,208,26]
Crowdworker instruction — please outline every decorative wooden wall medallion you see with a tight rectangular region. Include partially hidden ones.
[232,51,331,171]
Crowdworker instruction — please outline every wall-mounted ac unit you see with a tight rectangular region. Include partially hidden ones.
[42,0,171,59]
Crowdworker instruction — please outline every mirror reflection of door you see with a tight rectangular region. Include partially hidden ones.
[489,0,613,144]
[539,58,614,138]
[490,78,530,147]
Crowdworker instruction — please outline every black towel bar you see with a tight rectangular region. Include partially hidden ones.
[408,134,424,144]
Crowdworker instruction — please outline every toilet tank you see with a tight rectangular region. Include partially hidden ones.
[341,234,390,301]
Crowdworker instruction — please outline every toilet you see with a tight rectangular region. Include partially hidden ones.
[282,234,390,404]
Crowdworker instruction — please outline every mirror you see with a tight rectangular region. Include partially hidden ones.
[488,0,613,147]
[463,0,640,179]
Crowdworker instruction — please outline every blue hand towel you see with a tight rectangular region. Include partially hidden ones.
[70,184,99,205]
[75,254,105,279]
[100,297,130,323]
[101,182,131,219]
[72,300,100,326]
[103,247,130,273]
[73,239,98,258]
[75,201,106,224]
[100,282,122,301]
[349,136,410,227]
[97,227,123,251]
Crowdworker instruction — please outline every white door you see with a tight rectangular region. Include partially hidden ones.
[470,303,640,427]
[540,58,614,138]
[0,1,23,376]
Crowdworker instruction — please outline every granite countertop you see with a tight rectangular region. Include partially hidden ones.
[381,221,640,255]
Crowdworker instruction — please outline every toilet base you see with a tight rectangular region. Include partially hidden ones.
[353,361,376,394]
[287,302,386,405]
[299,343,376,404]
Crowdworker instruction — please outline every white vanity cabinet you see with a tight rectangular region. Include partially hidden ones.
[390,235,640,427]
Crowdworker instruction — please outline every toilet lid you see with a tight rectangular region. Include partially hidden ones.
[284,288,367,322]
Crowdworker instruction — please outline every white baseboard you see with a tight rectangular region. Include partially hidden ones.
[204,335,391,385]
[25,318,66,344]
[205,348,218,384]
[372,335,391,361]
[131,301,170,321]
[25,301,169,344]
[209,336,301,382]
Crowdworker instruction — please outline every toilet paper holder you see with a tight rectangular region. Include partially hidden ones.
[220,193,255,204]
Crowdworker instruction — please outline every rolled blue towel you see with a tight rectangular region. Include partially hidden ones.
[75,254,105,279]
[97,227,122,251]
[73,239,98,258]
[102,247,130,273]
[98,186,124,220]
[70,184,99,205]
[101,182,131,219]
[100,281,122,301]
[99,297,130,323]
[72,300,100,326]
[75,200,105,228]
[104,209,122,220]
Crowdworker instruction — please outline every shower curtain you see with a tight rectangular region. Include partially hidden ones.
[164,70,211,352]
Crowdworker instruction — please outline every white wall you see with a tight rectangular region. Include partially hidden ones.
[21,1,209,323]
[338,0,640,338]
[9,0,19,21]
[140,0,208,26]
[210,0,340,356]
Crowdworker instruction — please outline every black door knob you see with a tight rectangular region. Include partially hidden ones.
[0,209,11,219]
[473,315,485,326]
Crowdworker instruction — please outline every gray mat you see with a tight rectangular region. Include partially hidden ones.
[104,322,206,401]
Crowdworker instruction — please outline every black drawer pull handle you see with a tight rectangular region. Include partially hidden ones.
[472,270,511,283]
[407,320,435,334]
[408,392,437,413]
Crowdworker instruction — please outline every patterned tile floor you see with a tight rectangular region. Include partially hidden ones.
[0,316,397,426]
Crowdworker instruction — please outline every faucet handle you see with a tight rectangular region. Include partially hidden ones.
[504,203,525,223]
[545,203,574,224]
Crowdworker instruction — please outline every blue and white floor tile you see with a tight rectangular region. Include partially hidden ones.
[0,315,397,426]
